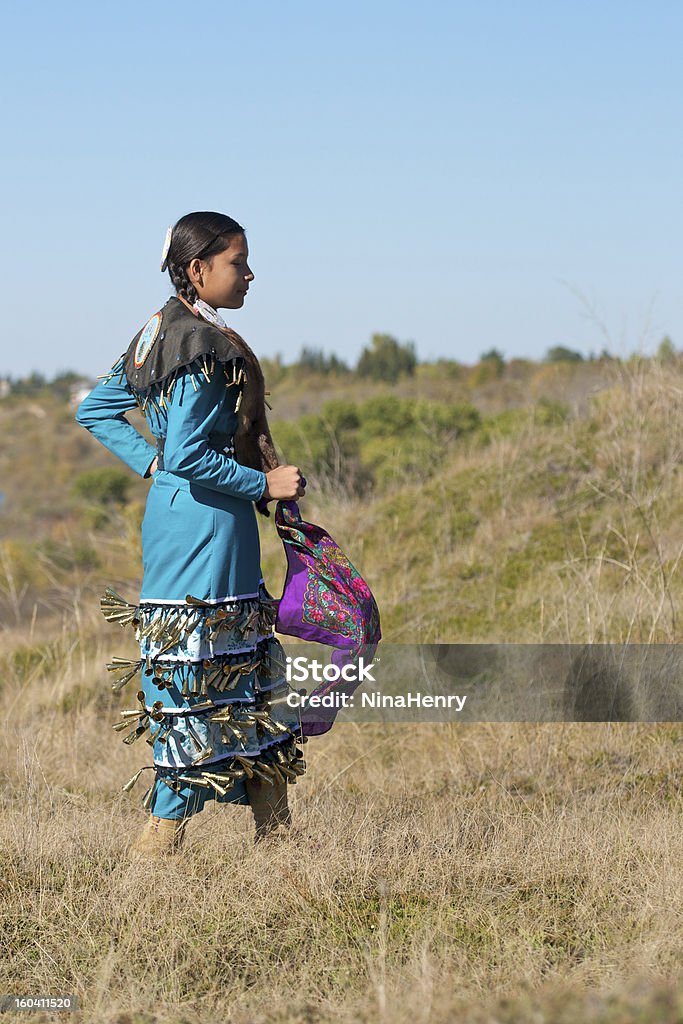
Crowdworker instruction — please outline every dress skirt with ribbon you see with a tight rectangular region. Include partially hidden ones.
[102,574,303,820]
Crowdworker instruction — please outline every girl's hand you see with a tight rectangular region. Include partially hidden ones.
[147,456,159,477]
[263,465,307,501]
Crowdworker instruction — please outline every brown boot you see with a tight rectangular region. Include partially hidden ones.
[245,778,292,844]
[129,814,188,860]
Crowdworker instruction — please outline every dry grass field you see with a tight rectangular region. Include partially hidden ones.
[0,356,681,1022]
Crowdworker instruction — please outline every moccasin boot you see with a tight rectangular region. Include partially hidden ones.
[130,814,187,859]
[245,778,292,844]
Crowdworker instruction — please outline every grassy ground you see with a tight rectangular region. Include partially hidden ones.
[0,357,681,1022]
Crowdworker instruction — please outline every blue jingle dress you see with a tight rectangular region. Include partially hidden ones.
[76,296,304,820]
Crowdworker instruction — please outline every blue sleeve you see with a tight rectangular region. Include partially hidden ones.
[75,357,158,478]
[162,366,267,502]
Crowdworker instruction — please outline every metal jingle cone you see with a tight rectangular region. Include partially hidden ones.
[123,720,150,745]
[110,669,141,693]
[205,776,229,796]
[202,770,235,783]
[148,724,170,745]
[185,719,205,752]
[113,719,134,732]
[188,699,215,712]
[122,766,152,793]
[185,594,213,608]
[219,721,247,742]
[141,781,156,810]
[251,761,276,781]
[191,746,215,765]
[268,764,287,785]
[178,774,211,789]
[235,756,255,779]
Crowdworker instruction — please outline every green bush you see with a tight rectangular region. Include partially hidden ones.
[295,347,350,375]
[37,539,100,571]
[275,396,481,495]
[260,355,288,388]
[534,397,570,426]
[273,401,370,496]
[656,336,677,362]
[483,399,570,441]
[356,334,417,382]
[545,346,584,363]
[417,359,464,381]
[478,348,506,377]
[357,396,480,444]
[357,396,413,441]
[72,468,131,506]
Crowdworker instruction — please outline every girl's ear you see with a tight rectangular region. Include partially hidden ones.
[187,257,204,288]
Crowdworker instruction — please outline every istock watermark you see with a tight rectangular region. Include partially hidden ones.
[272,644,683,723]
[286,655,378,684]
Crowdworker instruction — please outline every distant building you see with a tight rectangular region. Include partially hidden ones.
[69,381,95,409]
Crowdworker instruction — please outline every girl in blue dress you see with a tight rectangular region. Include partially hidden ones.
[76,211,307,856]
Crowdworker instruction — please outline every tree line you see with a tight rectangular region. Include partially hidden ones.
[0,334,678,397]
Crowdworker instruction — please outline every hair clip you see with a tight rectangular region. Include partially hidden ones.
[160,225,173,272]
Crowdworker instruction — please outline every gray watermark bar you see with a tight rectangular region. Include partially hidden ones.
[279,644,683,723]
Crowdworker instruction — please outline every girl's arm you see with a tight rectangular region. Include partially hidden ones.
[162,365,267,502]
[75,357,157,478]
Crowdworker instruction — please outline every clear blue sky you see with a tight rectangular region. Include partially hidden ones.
[2,1,682,377]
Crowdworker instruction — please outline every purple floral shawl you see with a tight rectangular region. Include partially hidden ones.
[273,500,381,736]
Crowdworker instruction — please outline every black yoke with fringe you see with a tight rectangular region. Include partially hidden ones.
[122,296,243,396]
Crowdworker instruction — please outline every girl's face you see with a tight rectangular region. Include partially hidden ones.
[187,233,254,309]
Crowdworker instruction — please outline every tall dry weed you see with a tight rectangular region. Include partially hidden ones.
[557,359,682,642]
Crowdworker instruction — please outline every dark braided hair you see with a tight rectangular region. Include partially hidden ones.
[166,211,245,304]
